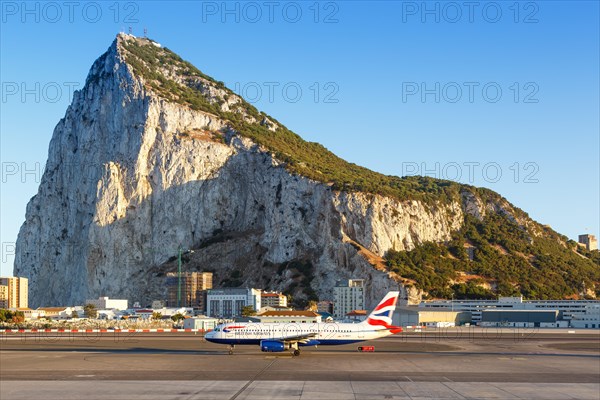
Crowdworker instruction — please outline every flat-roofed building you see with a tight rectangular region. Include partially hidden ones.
[480,310,565,328]
[86,297,128,311]
[255,310,322,324]
[578,234,598,251]
[393,307,471,327]
[183,316,220,331]
[570,304,600,329]
[333,279,364,320]
[0,277,28,309]
[261,291,287,308]
[10,308,43,320]
[36,306,81,319]
[166,272,213,309]
[420,296,600,327]
[207,288,261,318]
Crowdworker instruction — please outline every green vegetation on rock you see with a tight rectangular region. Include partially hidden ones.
[120,37,460,204]
[386,213,600,300]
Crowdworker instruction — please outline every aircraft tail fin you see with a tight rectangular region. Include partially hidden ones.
[363,291,402,333]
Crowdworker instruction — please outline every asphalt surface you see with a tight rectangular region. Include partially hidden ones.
[1,330,598,383]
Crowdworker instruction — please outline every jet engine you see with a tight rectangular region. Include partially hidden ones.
[260,340,285,352]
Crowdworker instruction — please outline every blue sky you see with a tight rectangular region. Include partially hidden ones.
[1,1,599,276]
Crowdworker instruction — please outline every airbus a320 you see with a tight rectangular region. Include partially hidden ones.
[204,291,402,356]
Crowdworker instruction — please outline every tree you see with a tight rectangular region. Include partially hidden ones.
[83,303,98,319]
[152,312,163,320]
[171,313,185,323]
[71,311,79,319]
[305,300,318,312]
[11,311,24,323]
[241,305,256,317]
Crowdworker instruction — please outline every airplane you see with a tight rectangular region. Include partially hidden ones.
[204,291,402,356]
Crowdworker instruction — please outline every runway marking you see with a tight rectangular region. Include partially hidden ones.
[228,358,277,400]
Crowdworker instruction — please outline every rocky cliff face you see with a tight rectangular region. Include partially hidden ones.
[15,35,579,308]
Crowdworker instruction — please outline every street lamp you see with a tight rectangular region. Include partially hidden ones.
[177,247,194,308]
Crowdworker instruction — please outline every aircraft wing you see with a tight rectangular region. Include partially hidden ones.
[274,332,317,344]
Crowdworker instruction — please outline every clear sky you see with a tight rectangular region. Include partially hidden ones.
[1,1,599,276]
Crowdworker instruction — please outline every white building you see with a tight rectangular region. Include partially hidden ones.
[86,297,128,311]
[333,279,365,320]
[255,310,321,324]
[570,304,600,329]
[261,291,287,308]
[207,288,261,318]
[421,296,600,327]
[183,316,220,331]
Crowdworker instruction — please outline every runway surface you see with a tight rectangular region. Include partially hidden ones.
[1,329,599,399]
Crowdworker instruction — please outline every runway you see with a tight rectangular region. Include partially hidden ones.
[1,330,599,399]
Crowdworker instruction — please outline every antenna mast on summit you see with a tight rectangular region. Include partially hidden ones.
[144,28,148,37]
[128,26,132,35]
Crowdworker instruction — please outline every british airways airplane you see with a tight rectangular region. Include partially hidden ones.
[204,291,401,356]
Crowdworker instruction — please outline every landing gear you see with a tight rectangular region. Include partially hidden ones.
[293,349,300,357]
[228,345,235,355]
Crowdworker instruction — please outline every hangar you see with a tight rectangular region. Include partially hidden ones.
[393,307,471,327]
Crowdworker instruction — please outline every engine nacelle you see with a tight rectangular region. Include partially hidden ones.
[260,340,285,352]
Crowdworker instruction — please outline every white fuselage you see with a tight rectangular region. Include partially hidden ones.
[204,321,392,346]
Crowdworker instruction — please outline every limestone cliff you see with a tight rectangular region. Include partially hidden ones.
[15,35,597,308]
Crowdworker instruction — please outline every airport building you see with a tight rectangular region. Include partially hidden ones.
[206,288,261,318]
[420,296,600,327]
[479,310,567,328]
[333,279,365,319]
[0,276,28,309]
[569,304,600,329]
[393,307,472,328]
[86,296,128,311]
[166,271,213,309]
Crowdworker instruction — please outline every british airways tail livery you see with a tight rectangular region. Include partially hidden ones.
[204,291,401,356]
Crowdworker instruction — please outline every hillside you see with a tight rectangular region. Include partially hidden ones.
[14,34,598,307]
